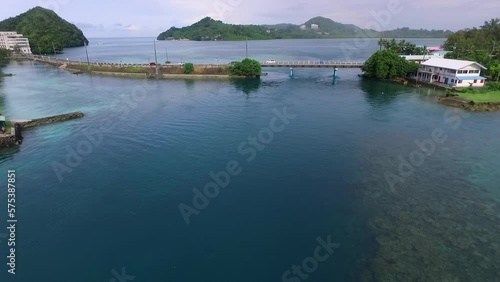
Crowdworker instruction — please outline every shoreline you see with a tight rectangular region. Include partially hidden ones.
[58,63,257,80]
[362,75,500,112]
[72,69,233,80]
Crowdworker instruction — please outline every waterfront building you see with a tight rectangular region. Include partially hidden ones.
[415,58,486,87]
[0,31,32,54]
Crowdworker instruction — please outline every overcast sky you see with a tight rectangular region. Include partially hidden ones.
[1,0,498,38]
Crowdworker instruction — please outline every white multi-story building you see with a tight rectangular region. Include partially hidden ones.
[311,24,319,30]
[415,58,486,87]
[0,32,32,54]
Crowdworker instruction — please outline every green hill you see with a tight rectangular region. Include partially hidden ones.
[0,6,88,54]
[157,16,451,41]
[381,27,453,38]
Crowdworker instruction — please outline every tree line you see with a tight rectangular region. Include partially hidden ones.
[443,18,500,78]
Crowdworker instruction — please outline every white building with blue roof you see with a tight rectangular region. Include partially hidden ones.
[415,58,486,87]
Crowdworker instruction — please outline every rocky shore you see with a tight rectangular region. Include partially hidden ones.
[438,96,500,112]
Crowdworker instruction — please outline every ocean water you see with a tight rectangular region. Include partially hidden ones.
[1,38,500,282]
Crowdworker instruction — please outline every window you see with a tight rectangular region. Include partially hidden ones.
[474,80,477,83]
[458,80,463,83]
[481,80,484,83]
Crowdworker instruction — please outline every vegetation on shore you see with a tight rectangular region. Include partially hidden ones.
[0,49,9,65]
[0,49,10,78]
[443,18,500,77]
[456,82,500,103]
[66,60,262,78]
[157,16,452,41]
[0,6,88,54]
[66,63,231,76]
[377,38,428,55]
[183,63,195,74]
[362,50,419,79]
[228,59,262,77]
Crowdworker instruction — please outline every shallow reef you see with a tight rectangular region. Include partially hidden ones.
[354,140,500,282]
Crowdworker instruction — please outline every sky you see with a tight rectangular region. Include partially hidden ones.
[1,0,499,38]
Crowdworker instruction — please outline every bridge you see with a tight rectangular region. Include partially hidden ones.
[28,55,364,78]
[260,60,365,68]
[29,55,364,68]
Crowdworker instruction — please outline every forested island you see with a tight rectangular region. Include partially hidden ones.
[157,16,452,41]
[0,6,88,54]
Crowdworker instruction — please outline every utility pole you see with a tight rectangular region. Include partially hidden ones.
[154,39,159,78]
[85,41,90,70]
[165,47,169,63]
[245,37,248,58]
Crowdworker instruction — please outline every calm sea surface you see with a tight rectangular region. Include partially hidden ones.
[1,38,500,282]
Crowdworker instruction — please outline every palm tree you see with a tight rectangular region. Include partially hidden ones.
[377,38,385,51]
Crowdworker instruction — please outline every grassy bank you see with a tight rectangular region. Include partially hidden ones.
[455,82,500,103]
[67,64,230,75]
[458,91,500,102]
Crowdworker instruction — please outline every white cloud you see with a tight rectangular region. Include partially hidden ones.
[125,24,141,32]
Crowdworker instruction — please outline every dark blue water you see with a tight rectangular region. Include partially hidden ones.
[1,39,500,282]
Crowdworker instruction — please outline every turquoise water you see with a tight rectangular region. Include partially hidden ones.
[1,39,500,282]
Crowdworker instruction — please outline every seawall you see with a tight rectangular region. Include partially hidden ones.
[17,112,84,129]
[0,124,23,149]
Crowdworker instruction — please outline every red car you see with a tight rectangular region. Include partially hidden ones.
[149,62,156,66]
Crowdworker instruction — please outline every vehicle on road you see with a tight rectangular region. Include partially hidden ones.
[265,59,276,64]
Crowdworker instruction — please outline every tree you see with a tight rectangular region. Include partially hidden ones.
[443,18,500,74]
[183,63,194,74]
[229,58,262,77]
[0,48,10,65]
[362,50,419,79]
[377,38,425,55]
[491,63,500,81]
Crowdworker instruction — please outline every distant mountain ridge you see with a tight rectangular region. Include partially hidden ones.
[157,16,452,41]
[0,6,88,54]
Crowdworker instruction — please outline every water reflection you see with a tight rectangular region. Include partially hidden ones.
[184,79,195,89]
[230,78,262,95]
[359,79,408,106]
